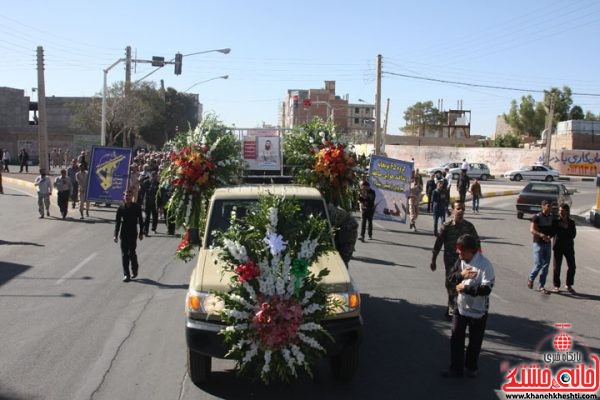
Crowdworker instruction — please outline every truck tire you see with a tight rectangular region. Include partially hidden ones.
[545,175,554,182]
[330,344,359,382]
[188,349,211,386]
[514,174,522,182]
[517,212,524,219]
[480,174,488,181]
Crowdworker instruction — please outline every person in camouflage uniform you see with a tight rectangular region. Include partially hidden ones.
[327,203,358,268]
[430,201,480,320]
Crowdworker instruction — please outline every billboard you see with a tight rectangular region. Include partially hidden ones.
[368,155,413,224]
[86,146,132,203]
[243,131,281,171]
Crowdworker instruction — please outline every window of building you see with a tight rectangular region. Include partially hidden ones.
[354,118,359,124]
[355,107,359,114]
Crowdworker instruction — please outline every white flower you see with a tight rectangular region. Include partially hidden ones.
[229,294,255,310]
[282,348,296,371]
[298,332,325,351]
[262,350,272,374]
[267,207,278,229]
[291,344,305,365]
[223,238,248,262]
[299,322,322,331]
[275,277,285,296]
[242,281,257,301]
[319,131,325,138]
[242,343,258,363]
[264,232,287,255]
[223,309,250,320]
[301,290,315,305]
[299,238,319,260]
[303,303,322,315]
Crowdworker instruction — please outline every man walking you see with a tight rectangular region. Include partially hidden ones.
[358,180,376,241]
[2,149,10,172]
[469,178,482,213]
[431,201,480,320]
[442,234,495,378]
[76,164,90,219]
[19,149,29,173]
[66,159,79,209]
[53,169,73,220]
[431,180,449,236]
[456,170,470,205]
[114,190,144,282]
[425,173,436,213]
[142,171,160,235]
[34,168,52,218]
[528,200,557,293]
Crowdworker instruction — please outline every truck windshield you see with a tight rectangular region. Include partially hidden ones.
[205,199,328,247]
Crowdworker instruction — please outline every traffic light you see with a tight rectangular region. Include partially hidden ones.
[303,99,312,107]
[293,95,298,109]
[174,53,182,75]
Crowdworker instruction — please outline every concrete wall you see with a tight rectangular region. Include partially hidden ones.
[357,144,600,177]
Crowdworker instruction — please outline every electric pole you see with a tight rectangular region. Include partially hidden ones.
[544,96,555,165]
[383,98,390,150]
[123,46,132,148]
[36,46,49,171]
[374,54,382,155]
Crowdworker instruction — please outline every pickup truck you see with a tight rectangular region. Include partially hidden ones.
[515,182,573,219]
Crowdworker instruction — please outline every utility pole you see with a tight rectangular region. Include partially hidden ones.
[123,46,132,148]
[36,46,49,171]
[383,97,390,141]
[374,54,382,155]
[544,96,555,165]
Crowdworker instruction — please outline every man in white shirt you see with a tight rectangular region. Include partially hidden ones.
[34,168,53,218]
[442,233,495,378]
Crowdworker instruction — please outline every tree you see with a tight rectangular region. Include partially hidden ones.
[493,133,521,148]
[503,95,546,138]
[402,101,443,135]
[544,86,573,124]
[585,111,599,121]
[164,88,199,145]
[569,105,584,120]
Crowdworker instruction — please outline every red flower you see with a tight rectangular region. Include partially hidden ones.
[234,259,260,282]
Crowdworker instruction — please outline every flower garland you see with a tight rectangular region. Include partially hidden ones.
[214,195,335,383]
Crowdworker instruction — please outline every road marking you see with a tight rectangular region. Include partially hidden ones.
[584,267,599,274]
[56,253,98,285]
[4,186,35,197]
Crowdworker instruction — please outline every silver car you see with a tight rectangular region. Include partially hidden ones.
[448,163,491,180]
[504,165,559,182]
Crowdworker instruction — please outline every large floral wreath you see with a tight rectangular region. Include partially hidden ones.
[213,195,337,383]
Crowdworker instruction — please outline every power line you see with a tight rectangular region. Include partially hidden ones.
[382,70,600,97]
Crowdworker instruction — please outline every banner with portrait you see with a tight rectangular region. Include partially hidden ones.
[86,146,132,203]
[243,132,281,171]
[368,155,413,223]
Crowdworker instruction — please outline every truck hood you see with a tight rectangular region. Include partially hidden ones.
[191,248,351,293]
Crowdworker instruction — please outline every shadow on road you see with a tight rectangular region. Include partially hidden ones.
[189,294,600,399]
[132,278,188,290]
[0,261,31,287]
[0,239,44,247]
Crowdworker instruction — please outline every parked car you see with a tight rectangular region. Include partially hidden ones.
[448,163,491,181]
[515,182,573,219]
[424,162,461,176]
[185,185,363,385]
[504,164,559,182]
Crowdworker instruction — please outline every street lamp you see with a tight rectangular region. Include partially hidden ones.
[135,48,231,83]
[184,75,229,92]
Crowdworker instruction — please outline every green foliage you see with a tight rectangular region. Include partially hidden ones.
[569,105,584,120]
[585,111,600,121]
[544,86,573,123]
[493,133,522,148]
[401,101,444,134]
[503,95,546,138]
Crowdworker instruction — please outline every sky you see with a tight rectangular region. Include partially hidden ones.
[2,0,600,137]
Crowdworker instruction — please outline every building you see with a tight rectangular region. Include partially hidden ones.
[553,120,600,150]
[0,87,97,162]
[280,81,374,141]
[402,109,471,139]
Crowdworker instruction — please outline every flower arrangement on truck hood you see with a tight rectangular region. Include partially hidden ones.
[213,194,337,383]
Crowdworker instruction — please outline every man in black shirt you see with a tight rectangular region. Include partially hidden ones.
[527,200,557,293]
[114,190,144,282]
[358,180,376,241]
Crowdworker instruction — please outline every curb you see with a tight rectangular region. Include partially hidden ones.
[3,177,35,189]
[559,176,595,182]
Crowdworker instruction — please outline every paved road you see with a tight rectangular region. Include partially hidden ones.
[1,179,599,400]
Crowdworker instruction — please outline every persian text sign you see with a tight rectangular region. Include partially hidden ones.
[86,146,132,203]
[368,156,413,223]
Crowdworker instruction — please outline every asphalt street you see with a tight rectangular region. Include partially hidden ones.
[1,178,599,400]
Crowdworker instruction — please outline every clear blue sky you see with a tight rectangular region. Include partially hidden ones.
[2,0,600,137]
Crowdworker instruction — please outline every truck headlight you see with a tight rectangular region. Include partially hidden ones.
[328,292,361,314]
[186,290,225,318]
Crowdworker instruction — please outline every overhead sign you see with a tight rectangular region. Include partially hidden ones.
[368,155,413,224]
[86,146,132,203]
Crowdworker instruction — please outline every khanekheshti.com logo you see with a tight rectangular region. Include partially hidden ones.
[502,323,599,395]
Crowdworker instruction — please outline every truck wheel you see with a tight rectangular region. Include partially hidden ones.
[514,174,522,182]
[480,174,488,181]
[545,175,553,182]
[517,212,524,219]
[188,349,211,386]
[330,344,359,381]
